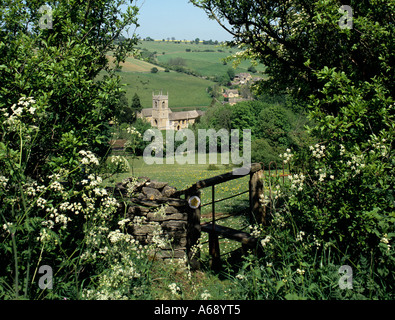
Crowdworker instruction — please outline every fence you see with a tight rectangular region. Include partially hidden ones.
[182,162,290,269]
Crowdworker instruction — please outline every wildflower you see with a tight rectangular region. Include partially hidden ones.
[260,235,271,247]
[168,283,181,295]
[296,231,305,242]
[310,143,326,159]
[0,176,9,188]
[340,144,346,156]
[280,149,293,164]
[36,197,47,209]
[118,218,131,228]
[79,150,100,166]
[296,268,305,275]
[380,234,389,244]
[201,290,211,300]
[2,222,13,234]
[236,274,245,280]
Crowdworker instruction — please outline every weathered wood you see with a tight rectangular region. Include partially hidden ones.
[184,163,261,192]
[250,168,265,225]
[201,223,257,247]
[208,231,221,271]
[186,188,201,270]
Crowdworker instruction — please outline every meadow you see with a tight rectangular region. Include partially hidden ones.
[137,40,266,77]
[120,71,215,109]
[108,152,252,263]
[109,40,267,110]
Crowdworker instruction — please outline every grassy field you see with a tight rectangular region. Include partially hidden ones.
[120,71,215,109]
[107,152,252,261]
[138,40,266,77]
[107,40,267,110]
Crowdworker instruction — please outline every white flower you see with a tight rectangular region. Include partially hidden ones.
[118,218,131,228]
[201,290,211,300]
[260,235,271,247]
[236,274,245,280]
[0,176,9,188]
[168,283,181,295]
[380,234,389,244]
[296,268,305,275]
[296,231,305,242]
[28,106,36,114]
[36,197,47,209]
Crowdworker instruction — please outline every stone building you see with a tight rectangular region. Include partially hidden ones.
[138,92,203,130]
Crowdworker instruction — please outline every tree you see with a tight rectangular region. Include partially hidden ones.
[131,93,143,115]
[191,0,394,111]
[226,68,235,80]
[0,0,141,299]
[151,67,159,73]
[114,92,142,124]
[0,0,139,179]
[192,0,395,278]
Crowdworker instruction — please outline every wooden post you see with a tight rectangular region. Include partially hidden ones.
[249,168,265,225]
[210,185,221,270]
[186,187,201,270]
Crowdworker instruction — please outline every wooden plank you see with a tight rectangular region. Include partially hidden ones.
[183,163,261,192]
[201,223,257,247]
[250,168,265,225]
[186,188,201,270]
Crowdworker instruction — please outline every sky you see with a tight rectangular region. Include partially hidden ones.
[129,0,233,42]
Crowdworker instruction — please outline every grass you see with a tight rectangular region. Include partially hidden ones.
[108,152,252,263]
[105,40,267,110]
[137,40,266,78]
[120,71,215,109]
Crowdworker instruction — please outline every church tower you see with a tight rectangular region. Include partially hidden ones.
[151,91,170,130]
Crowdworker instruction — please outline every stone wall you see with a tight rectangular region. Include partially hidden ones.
[112,177,189,260]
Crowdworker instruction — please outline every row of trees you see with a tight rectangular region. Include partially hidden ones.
[192,96,312,164]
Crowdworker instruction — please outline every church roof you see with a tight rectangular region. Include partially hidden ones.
[169,110,200,121]
[141,108,153,117]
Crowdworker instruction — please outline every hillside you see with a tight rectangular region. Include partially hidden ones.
[138,40,266,78]
[121,71,215,109]
[111,40,266,110]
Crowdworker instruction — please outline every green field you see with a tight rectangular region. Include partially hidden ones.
[120,71,215,109]
[110,153,250,215]
[138,40,266,77]
[108,152,252,260]
[110,40,267,110]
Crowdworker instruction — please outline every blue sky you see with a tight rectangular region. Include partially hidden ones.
[130,0,233,41]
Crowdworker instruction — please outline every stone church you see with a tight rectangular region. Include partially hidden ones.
[138,92,203,130]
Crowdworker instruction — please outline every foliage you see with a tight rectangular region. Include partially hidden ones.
[191,0,394,104]
[192,0,395,298]
[0,0,139,180]
[0,96,167,299]
[0,0,171,300]
[195,99,311,163]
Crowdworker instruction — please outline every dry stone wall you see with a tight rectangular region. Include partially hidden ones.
[112,177,189,260]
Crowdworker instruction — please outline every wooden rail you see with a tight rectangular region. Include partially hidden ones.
[184,163,264,270]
